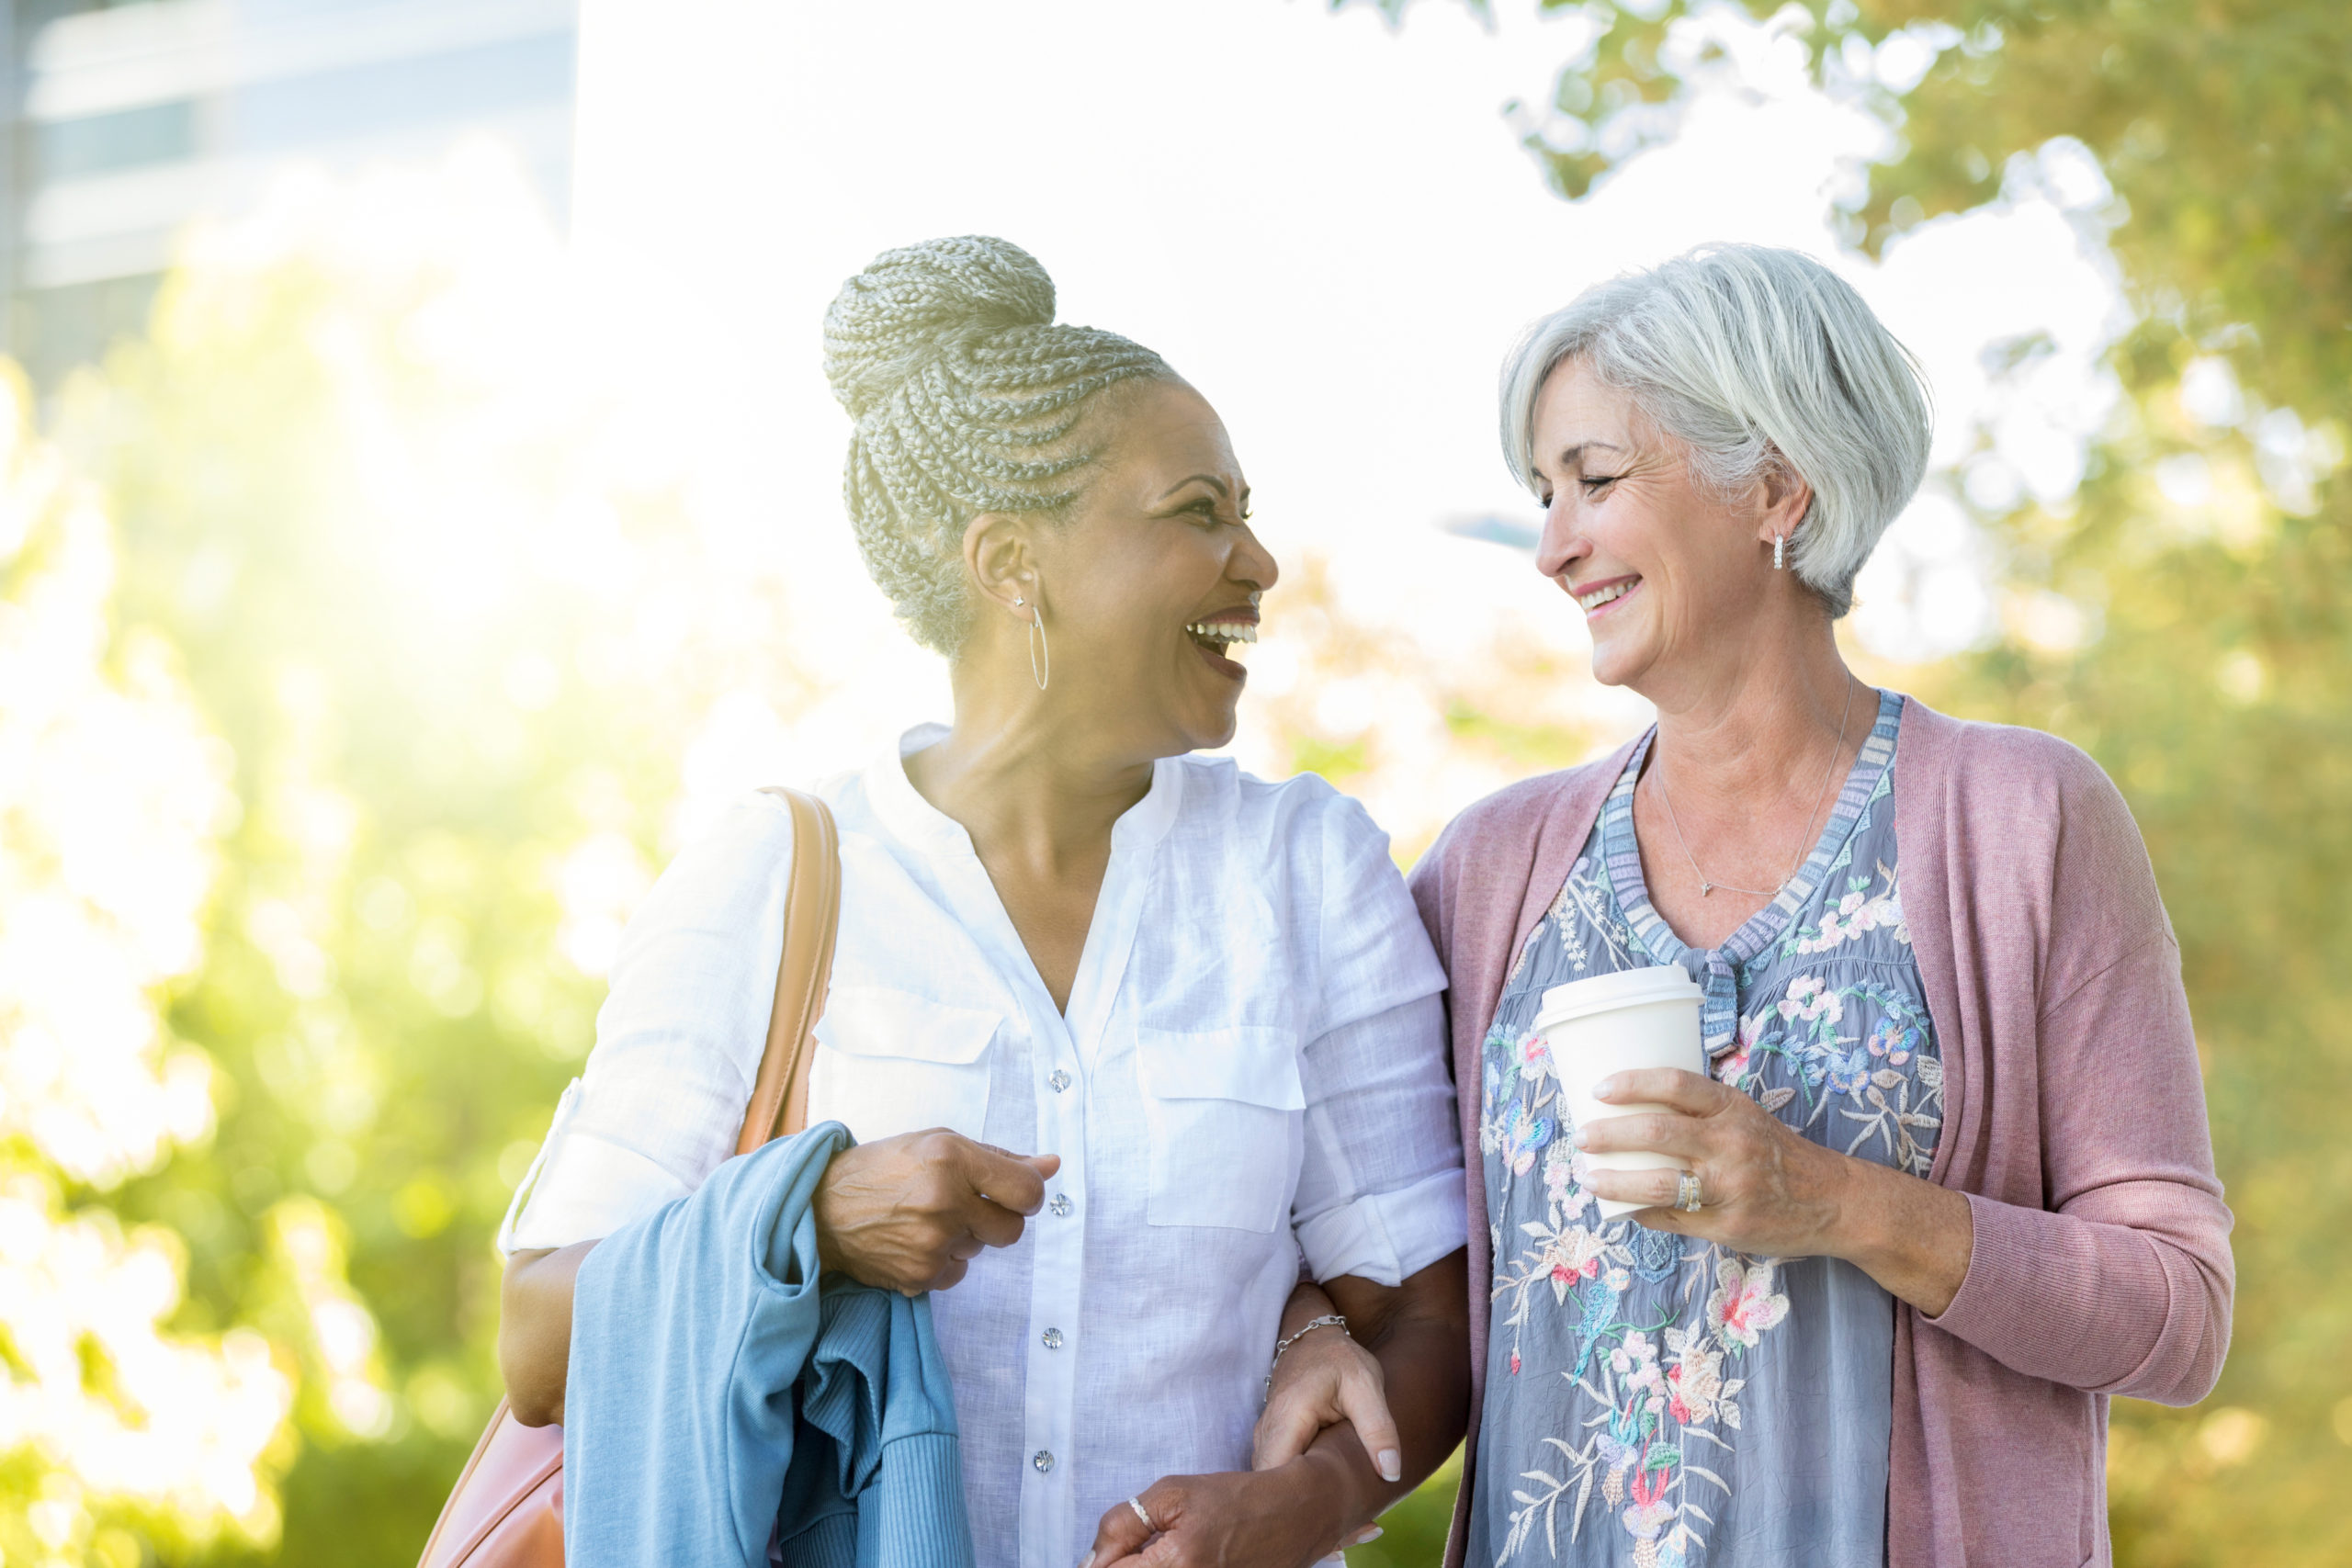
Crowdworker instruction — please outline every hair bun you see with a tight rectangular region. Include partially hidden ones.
[823,235,1057,421]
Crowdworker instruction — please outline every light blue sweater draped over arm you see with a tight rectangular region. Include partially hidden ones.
[563,1122,975,1568]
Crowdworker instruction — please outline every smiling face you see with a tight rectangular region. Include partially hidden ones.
[1015,378,1277,754]
[1528,358,1806,697]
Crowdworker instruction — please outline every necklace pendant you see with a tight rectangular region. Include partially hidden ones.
[1700,881,1713,897]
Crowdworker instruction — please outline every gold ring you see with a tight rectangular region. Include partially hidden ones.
[1676,1169,1703,1213]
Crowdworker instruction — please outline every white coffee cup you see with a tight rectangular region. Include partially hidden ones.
[1532,966,1706,1219]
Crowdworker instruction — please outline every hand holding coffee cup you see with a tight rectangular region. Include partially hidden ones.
[1572,1063,1860,1257]
[1533,970,1706,1219]
[1539,968,1886,1258]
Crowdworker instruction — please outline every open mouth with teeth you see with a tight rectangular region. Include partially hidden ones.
[1576,577,1641,616]
[1184,618,1258,678]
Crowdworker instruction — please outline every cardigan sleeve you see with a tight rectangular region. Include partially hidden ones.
[1406,818,1458,959]
[1923,747,2234,1406]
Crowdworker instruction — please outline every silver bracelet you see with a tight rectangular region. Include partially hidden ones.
[1264,1314,1351,1395]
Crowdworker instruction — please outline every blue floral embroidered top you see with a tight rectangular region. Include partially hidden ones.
[1465,690,1941,1568]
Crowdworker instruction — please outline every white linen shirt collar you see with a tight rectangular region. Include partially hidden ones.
[858,724,1185,1072]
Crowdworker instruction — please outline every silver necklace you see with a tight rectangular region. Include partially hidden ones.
[1653,681,1855,898]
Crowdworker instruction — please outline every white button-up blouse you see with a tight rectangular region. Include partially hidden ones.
[501,727,1466,1568]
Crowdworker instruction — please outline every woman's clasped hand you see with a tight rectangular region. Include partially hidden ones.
[810,1129,1060,1294]
[1084,1265,1463,1568]
[1077,1468,1360,1568]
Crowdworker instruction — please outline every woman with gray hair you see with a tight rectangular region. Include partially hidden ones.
[1358,244,2229,1566]
[493,236,1468,1568]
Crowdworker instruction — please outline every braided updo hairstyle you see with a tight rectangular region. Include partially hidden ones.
[823,235,1174,653]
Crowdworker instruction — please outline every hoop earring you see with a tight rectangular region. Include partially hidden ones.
[1026,605,1050,692]
[1772,534,1786,570]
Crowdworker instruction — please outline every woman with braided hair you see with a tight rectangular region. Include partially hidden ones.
[492,236,1469,1568]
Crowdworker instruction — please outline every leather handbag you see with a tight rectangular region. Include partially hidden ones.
[416,788,842,1567]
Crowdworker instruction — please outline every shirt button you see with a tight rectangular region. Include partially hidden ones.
[1042,1327,1065,1349]
[1032,1450,1056,1473]
[1047,1069,1072,1092]
[1048,1194,1073,1217]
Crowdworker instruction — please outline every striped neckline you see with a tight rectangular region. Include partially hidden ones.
[1599,688,1904,1056]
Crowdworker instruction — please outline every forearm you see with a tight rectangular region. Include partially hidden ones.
[498,1239,597,1426]
[1294,1316,1466,1529]
[1830,1157,1973,1317]
[1308,1250,1471,1527]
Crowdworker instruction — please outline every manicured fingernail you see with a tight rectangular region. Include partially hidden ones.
[1354,1527,1384,1544]
[1378,1450,1401,1483]
[1079,1554,1095,1568]
[1594,1075,1619,1099]
[1569,1126,1588,1148]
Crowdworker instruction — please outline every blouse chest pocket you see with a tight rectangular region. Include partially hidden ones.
[1134,1026,1305,1234]
[808,985,1000,1145]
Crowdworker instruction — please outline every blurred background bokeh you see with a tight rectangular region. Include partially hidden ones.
[0,1,2341,1563]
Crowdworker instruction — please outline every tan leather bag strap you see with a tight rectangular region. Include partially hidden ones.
[734,788,842,1153]
[415,787,841,1568]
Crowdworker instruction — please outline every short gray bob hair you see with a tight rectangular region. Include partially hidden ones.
[1500,243,1930,617]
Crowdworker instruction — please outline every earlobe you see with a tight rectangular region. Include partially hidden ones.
[964,511,1039,619]
[1765,459,1814,536]
[1754,461,1812,567]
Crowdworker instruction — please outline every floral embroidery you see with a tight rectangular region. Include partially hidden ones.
[1868,1013,1921,1066]
[1663,1333,1735,1428]
[1705,1258,1790,1350]
[1621,1467,1674,1544]
[1515,1028,1557,1084]
[1734,972,1941,1177]
[1546,854,1639,976]
[1777,973,1843,1026]
[1784,863,1907,955]
[1543,1141,1578,1206]
[1476,693,1941,1566]
[1716,1011,1767,1090]
[1499,1102,1555,1177]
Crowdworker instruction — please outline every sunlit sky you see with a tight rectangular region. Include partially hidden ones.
[563,0,2123,800]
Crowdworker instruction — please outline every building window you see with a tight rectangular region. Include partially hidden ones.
[37,99,198,181]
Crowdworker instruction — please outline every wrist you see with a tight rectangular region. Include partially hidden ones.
[1815,1146,1883,1267]
[1279,1281,1339,1338]
[810,1152,854,1276]
[1287,1442,1374,1539]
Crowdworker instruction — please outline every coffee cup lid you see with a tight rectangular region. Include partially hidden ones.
[1534,966,1703,1028]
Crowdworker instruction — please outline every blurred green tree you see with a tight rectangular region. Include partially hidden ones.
[0,363,291,1565]
[22,166,818,1564]
[1344,3,2351,1563]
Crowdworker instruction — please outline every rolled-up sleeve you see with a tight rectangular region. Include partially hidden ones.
[1288,794,1464,1287]
[496,796,795,1256]
[1293,993,1467,1286]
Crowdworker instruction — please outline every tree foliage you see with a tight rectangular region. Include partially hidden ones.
[0,166,820,1563]
[0,366,293,1566]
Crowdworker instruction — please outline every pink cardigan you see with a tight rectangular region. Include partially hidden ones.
[1408,695,2233,1568]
